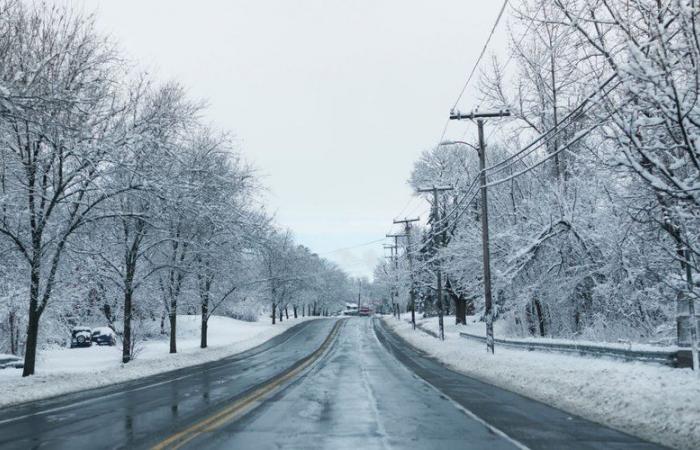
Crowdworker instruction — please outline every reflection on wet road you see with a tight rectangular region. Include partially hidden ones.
[185,318,518,450]
[0,319,336,449]
[0,317,665,450]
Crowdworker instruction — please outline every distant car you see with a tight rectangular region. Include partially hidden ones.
[0,354,23,369]
[70,327,92,348]
[91,327,116,346]
[358,306,372,316]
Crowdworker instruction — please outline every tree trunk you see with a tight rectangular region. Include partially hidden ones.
[302,304,305,317]
[272,302,276,324]
[9,310,17,355]
[454,295,466,325]
[279,307,283,323]
[200,299,208,349]
[22,261,44,377]
[122,288,133,363]
[534,299,546,337]
[169,310,177,353]
[285,306,289,319]
[525,302,536,336]
[293,305,298,318]
[22,305,40,377]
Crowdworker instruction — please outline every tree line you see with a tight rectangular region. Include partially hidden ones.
[376,0,700,348]
[0,1,354,377]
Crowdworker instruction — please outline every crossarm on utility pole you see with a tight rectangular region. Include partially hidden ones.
[449,109,511,120]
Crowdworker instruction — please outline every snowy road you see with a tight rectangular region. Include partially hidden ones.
[0,317,666,449]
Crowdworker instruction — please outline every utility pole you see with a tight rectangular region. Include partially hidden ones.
[384,243,397,317]
[387,233,405,320]
[417,186,453,341]
[450,109,511,353]
[394,217,419,330]
[357,279,361,315]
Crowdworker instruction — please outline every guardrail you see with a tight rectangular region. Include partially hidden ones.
[458,332,679,367]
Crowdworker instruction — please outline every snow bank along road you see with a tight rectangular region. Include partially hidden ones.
[0,318,665,449]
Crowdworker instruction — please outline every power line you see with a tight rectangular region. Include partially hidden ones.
[428,99,622,237]
[473,0,545,114]
[399,0,687,268]
[429,74,621,235]
[319,238,386,255]
[385,1,613,263]
[484,103,623,189]
[451,0,510,111]
[485,74,620,177]
[478,9,683,179]
[389,0,510,248]
[394,195,419,220]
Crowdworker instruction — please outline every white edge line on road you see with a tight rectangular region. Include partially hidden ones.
[0,320,320,426]
[372,318,531,450]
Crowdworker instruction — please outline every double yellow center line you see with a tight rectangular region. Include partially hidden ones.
[152,319,345,450]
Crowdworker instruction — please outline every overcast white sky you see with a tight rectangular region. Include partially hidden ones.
[76,0,509,279]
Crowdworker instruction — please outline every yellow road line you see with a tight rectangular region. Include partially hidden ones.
[151,320,344,450]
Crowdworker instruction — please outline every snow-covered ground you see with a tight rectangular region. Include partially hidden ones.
[455,315,677,352]
[384,315,700,450]
[0,315,317,408]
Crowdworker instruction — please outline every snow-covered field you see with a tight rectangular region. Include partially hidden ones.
[384,315,700,450]
[0,315,316,408]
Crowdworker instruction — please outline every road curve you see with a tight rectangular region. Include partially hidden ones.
[0,318,337,450]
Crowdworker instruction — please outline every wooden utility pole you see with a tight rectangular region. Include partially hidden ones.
[387,233,405,320]
[417,186,453,341]
[394,217,419,330]
[384,243,397,317]
[450,109,511,353]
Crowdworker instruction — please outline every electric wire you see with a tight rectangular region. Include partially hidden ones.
[319,238,387,255]
[428,73,622,235]
[387,0,512,255]
[451,0,511,111]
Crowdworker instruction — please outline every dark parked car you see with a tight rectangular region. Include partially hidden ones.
[70,327,92,348]
[91,327,116,346]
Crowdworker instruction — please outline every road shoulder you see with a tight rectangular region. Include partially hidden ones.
[375,317,670,450]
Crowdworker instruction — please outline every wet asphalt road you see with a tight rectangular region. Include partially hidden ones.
[0,317,665,450]
[373,319,665,450]
[186,317,517,450]
[0,319,336,449]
